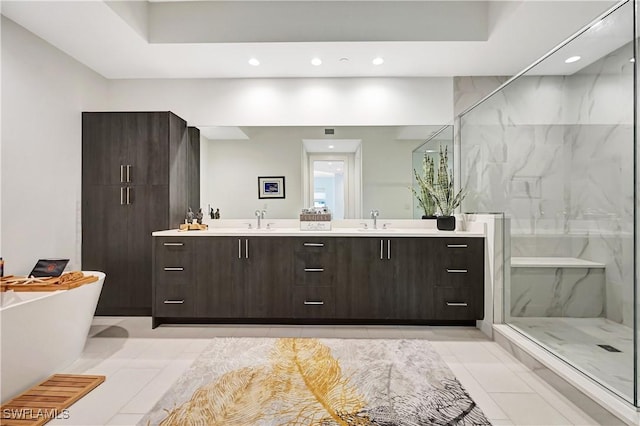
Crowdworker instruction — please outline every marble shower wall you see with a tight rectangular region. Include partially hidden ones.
[457,40,635,327]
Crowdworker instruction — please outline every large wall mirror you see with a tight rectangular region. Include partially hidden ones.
[199,125,447,219]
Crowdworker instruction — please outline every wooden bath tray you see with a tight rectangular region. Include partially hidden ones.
[0,374,105,425]
[0,272,98,292]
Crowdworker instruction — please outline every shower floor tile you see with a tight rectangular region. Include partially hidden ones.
[509,317,634,402]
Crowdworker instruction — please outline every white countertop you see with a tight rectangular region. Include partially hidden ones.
[152,227,485,238]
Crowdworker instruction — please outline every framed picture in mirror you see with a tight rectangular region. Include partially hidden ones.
[258,176,285,199]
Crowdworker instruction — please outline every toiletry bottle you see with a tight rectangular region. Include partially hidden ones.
[0,257,4,277]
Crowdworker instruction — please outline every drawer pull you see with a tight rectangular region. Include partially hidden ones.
[304,268,324,272]
[164,267,184,271]
[446,269,468,273]
[303,243,324,247]
[164,300,184,304]
[163,242,184,246]
[304,301,324,305]
[447,244,468,248]
[446,302,468,307]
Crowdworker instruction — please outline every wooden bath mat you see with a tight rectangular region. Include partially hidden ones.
[0,374,105,425]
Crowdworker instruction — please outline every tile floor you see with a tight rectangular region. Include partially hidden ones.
[43,317,626,425]
[510,317,634,402]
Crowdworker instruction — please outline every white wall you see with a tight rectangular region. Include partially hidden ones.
[1,17,109,275]
[107,77,453,126]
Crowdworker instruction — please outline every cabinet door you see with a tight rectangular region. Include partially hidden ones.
[126,112,170,186]
[194,237,245,317]
[82,185,131,314]
[82,113,128,186]
[338,238,395,319]
[391,238,435,320]
[244,237,293,318]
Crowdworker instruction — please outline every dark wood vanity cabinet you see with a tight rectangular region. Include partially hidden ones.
[292,238,337,319]
[152,235,484,326]
[337,238,435,320]
[154,236,293,323]
[430,238,485,320]
[83,112,191,316]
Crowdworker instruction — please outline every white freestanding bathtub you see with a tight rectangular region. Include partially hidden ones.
[0,271,105,402]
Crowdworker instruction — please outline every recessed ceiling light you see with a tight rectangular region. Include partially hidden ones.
[328,145,335,149]
[372,57,384,65]
[565,56,581,64]
[630,58,636,63]
[248,58,260,66]
[311,58,322,66]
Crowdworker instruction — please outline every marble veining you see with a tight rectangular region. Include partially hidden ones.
[510,267,605,318]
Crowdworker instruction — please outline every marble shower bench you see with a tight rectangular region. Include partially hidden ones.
[510,257,605,318]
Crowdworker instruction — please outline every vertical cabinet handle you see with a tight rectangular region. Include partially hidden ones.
[238,239,242,259]
[120,187,125,205]
[380,240,384,260]
[126,165,131,183]
[387,240,391,260]
[245,239,249,259]
[126,187,131,205]
[119,165,124,183]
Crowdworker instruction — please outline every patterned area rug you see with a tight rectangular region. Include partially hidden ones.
[140,338,491,425]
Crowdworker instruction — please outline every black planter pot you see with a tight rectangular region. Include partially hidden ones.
[437,215,456,231]
[421,215,437,219]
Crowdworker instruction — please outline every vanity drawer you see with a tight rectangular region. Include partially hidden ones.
[155,238,192,261]
[294,238,336,253]
[434,265,483,288]
[433,287,483,320]
[294,252,335,286]
[154,284,195,317]
[293,287,335,318]
[155,264,193,286]
[433,238,484,262]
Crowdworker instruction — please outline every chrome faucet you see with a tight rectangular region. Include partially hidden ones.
[370,209,379,229]
[255,209,266,229]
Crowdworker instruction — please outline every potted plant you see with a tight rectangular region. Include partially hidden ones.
[420,146,466,230]
[411,153,437,219]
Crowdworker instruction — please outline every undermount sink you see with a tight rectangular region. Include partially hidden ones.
[356,228,400,232]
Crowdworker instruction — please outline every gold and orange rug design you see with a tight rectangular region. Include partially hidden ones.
[140,338,491,425]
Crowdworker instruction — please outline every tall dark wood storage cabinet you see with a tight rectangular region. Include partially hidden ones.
[187,126,200,211]
[82,112,192,315]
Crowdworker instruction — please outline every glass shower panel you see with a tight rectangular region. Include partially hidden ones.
[634,0,639,408]
[460,1,635,403]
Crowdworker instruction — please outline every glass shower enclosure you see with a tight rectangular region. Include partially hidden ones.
[459,0,637,406]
